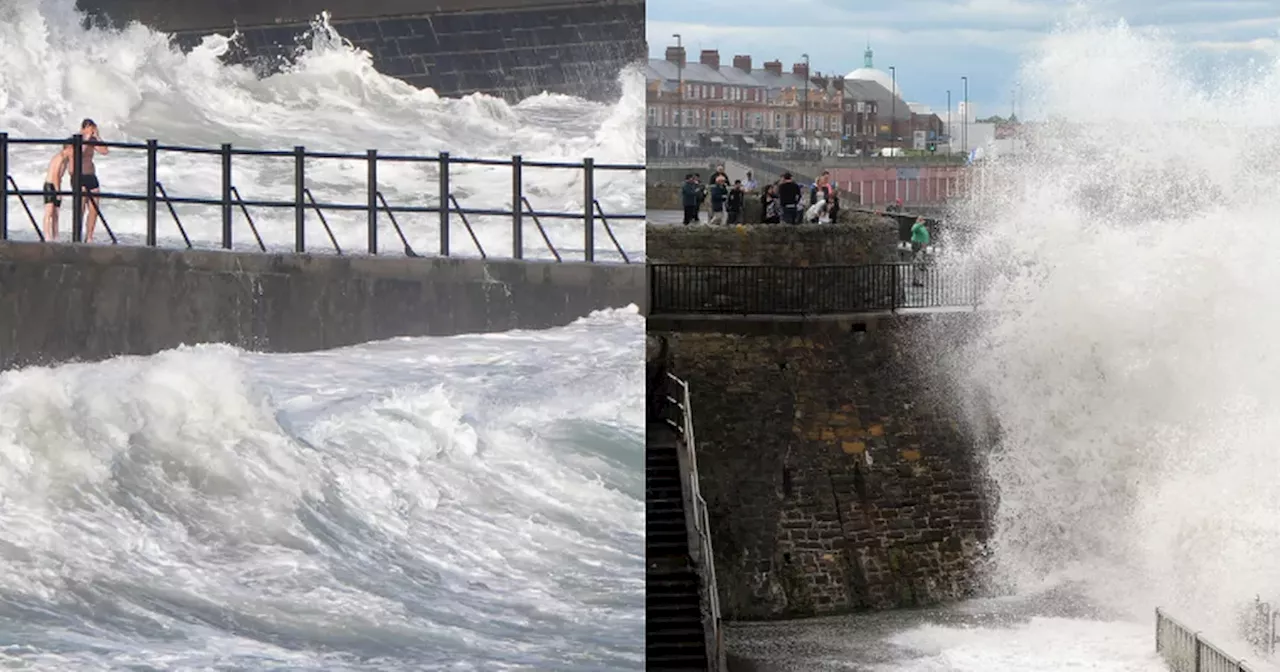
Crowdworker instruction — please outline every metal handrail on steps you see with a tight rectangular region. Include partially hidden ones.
[1156,607,1254,672]
[666,372,723,672]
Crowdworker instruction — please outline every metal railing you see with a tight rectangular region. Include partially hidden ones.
[0,133,642,262]
[664,372,722,672]
[1244,597,1279,658]
[648,262,985,315]
[1157,608,1254,672]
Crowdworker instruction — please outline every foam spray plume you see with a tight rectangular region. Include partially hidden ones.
[942,15,1280,635]
[0,0,645,259]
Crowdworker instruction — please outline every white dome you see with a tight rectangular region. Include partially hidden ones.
[844,67,901,97]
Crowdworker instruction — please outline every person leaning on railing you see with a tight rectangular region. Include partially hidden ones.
[910,216,930,287]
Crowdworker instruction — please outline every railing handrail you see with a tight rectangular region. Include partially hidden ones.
[648,261,986,316]
[666,372,723,672]
[0,132,642,262]
[1156,607,1254,672]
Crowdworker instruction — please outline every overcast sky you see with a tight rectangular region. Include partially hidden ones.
[646,0,1280,119]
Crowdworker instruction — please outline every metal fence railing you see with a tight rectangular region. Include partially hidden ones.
[1157,608,1255,672]
[0,132,643,263]
[648,262,985,315]
[664,372,722,671]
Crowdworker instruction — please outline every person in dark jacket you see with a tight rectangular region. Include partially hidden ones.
[727,180,745,225]
[761,184,781,223]
[680,174,700,224]
[776,172,803,224]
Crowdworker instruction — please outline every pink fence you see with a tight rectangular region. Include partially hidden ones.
[827,165,968,206]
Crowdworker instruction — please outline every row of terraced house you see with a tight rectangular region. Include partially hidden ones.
[646,43,947,158]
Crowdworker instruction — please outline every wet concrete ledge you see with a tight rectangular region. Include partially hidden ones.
[0,242,644,371]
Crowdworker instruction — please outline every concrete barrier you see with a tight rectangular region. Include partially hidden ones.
[0,242,644,370]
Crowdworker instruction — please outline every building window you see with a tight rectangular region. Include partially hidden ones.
[647,107,657,126]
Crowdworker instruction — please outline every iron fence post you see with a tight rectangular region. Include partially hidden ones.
[221,143,232,249]
[648,264,658,313]
[583,157,595,262]
[438,151,450,256]
[71,134,83,243]
[890,262,900,312]
[0,132,8,240]
[367,149,377,254]
[294,146,305,253]
[146,140,157,246]
[512,154,523,259]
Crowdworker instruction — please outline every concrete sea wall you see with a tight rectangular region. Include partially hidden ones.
[656,316,990,620]
[0,242,644,370]
[646,220,901,265]
[75,0,645,101]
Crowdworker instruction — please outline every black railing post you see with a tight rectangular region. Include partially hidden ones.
[71,133,84,243]
[438,151,450,256]
[890,263,900,312]
[583,157,595,262]
[367,149,377,254]
[145,139,158,246]
[221,143,232,249]
[0,132,8,240]
[294,146,305,253]
[512,154,523,259]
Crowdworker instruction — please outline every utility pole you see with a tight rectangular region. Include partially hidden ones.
[961,75,969,156]
[802,52,810,151]
[674,33,682,156]
[889,65,896,153]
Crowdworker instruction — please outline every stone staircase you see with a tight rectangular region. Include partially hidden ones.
[646,393,713,670]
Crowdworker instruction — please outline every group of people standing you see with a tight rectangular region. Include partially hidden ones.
[679,166,842,225]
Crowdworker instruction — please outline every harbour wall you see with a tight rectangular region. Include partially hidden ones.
[646,221,901,265]
[0,242,644,370]
[649,225,991,620]
[654,315,990,620]
[75,0,645,101]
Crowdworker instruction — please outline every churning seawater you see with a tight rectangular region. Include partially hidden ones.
[0,0,644,260]
[0,307,645,670]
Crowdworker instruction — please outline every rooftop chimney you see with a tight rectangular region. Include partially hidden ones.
[700,49,720,70]
[792,62,809,79]
[733,55,752,72]
[764,60,783,76]
[665,45,686,68]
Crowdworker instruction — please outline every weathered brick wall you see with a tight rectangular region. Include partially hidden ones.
[646,219,901,265]
[661,316,989,620]
[83,0,644,102]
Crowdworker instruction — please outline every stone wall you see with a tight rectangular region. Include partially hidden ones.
[646,220,901,266]
[0,241,643,370]
[660,316,989,620]
[77,0,644,101]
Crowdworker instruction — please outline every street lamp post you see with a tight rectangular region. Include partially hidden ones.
[889,65,896,152]
[674,33,682,156]
[946,89,951,153]
[961,75,968,156]
[802,52,810,151]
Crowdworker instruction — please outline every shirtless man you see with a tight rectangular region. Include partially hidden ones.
[42,139,74,241]
[75,118,108,243]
